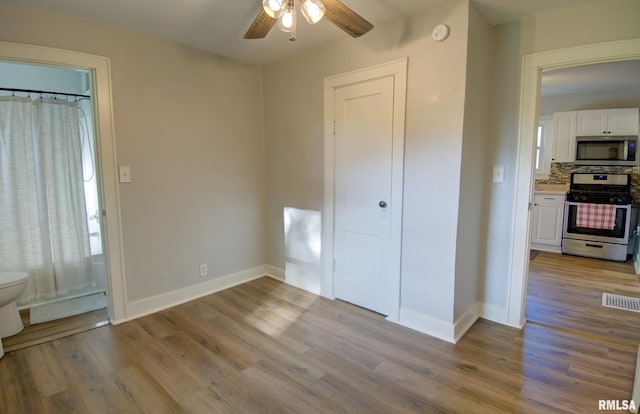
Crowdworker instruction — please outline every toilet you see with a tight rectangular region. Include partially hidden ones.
[0,272,29,338]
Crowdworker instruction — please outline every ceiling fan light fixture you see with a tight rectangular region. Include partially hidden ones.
[300,0,325,24]
[277,2,296,33]
[262,0,285,18]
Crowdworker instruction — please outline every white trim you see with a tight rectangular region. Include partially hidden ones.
[393,303,480,344]
[323,58,408,321]
[264,265,285,281]
[530,243,561,254]
[478,302,516,326]
[509,38,640,327]
[396,308,456,343]
[0,41,127,323]
[123,265,275,323]
[453,303,480,343]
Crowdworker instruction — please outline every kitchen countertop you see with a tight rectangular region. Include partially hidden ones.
[534,184,569,195]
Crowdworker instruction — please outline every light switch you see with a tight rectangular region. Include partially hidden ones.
[493,165,504,183]
[119,165,132,183]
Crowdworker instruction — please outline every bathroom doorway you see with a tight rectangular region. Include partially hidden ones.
[0,61,108,332]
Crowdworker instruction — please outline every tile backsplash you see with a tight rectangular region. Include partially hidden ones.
[536,163,640,205]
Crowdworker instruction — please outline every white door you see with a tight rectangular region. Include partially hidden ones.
[333,76,395,315]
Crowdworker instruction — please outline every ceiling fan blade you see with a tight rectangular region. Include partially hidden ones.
[322,0,374,38]
[244,9,277,39]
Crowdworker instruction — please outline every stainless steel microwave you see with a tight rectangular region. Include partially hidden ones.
[575,136,638,166]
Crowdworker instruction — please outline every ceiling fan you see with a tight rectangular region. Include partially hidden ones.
[244,0,373,41]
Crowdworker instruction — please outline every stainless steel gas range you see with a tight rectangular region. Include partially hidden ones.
[562,173,637,262]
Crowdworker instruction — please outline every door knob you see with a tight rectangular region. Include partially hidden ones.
[378,200,387,208]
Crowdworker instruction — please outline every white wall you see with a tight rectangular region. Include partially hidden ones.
[0,4,267,304]
[264,0,473,336]
[485,0,640,315]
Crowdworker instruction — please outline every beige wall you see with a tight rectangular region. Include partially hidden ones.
[454,2,492,321]
[264,0,472,325]
[485,0,640,310]
[0,4,267,302]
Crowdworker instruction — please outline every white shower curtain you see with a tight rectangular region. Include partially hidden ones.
[0,96,97,306]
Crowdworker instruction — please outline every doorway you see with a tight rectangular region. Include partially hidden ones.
[525,58,640,342]
[507,39,640,327]
[323,59,407,321]
[0,41,126,329]
[0,61,107,319]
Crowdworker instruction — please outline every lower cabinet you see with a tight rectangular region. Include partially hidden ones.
[531,194,565,252]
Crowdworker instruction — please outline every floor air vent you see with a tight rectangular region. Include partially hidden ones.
[602,293,640,313]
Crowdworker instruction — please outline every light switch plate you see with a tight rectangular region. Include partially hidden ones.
[119,165,132,183]
[493,165,505,183]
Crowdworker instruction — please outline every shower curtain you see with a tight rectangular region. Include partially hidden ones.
[0,96,98,306]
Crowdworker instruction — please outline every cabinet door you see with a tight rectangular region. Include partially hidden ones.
[607,108,639,135]
[576,109,608,135]
[531,198,564,246]
[552,111,577,162]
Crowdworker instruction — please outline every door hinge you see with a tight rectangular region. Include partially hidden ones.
[332,258,336,271]
[333,120,336,135]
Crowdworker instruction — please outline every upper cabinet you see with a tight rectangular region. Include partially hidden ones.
[576,108,639,136]
[552,111,577,163]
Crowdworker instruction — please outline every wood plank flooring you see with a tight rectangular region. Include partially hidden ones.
[1,276,637,413]
[2,308,109,352]
[527,251,640,345]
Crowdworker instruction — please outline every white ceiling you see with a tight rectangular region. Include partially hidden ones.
[541,60,640,96]
[1,0,607,66]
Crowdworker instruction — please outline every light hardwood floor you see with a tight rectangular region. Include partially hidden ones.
[3,307,109,352]
[1,276,637,413]
[527,250,640,345]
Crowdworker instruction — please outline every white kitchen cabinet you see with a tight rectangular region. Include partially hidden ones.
[551,111,577,162]
[577,108,639,136]
[531,194,565,252]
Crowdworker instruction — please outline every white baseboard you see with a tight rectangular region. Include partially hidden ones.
[119,265,274,324]
[530,243,561,253]
[395,308,457,344]
[264,264,285,281]
[453,303,480,342]
[394,302,524,343]
[478,302,507,324]
[283,262,322,295]
[478,302,525,329]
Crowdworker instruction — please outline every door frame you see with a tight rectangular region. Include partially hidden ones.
[507,38,640,327]
[0,41,127,323]
[322,58,407,322]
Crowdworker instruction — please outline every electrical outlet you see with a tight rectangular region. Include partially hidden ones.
[199,264,208,278]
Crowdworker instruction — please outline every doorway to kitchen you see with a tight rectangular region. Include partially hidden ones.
[526,58,640,344]
[507,38,640,333]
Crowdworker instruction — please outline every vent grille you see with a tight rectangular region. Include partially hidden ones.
[602,293,640,312]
